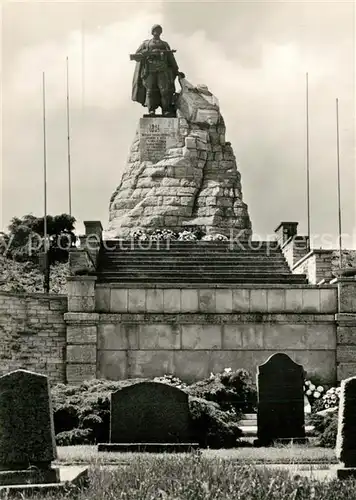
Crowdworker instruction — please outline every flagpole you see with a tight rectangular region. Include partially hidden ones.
[81,20,85,113]
[336,98,342,268]
[42,72,50,293]
[66,56,72,216]
[306,72,311,252]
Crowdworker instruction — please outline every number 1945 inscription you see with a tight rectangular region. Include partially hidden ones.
[149,123,160,133]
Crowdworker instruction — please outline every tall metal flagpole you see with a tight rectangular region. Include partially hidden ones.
[81,20,85,113]
[66,56,72,216]
[42,72,50,293]
[306,72,311,252]
[336,98,343,268]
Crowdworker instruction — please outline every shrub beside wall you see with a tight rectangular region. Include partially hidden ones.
[52,371,256,448]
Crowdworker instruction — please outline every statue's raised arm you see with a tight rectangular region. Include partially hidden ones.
[130,24,184,117]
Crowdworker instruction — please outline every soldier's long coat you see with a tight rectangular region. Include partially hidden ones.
[131,39,179,107]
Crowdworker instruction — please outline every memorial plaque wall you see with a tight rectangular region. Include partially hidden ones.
[139,117,181,163]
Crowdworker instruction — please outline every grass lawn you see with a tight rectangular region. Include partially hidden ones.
[8,455,356,500]
[55,444,338,465]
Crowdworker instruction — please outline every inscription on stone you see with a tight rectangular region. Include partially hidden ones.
[139,117,180,163]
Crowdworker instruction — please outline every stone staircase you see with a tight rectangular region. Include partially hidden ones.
[96,241,308,284]
[239,413,315,437]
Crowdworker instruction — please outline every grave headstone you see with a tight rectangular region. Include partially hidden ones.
[256,353,306,446]
[336,376,356,479]
[0,369,59,485]
[98,381,199,452]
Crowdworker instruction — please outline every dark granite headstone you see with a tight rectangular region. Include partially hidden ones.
[0,369,59,485]
[256,353,306,446]
[336,376,356,479]
[110,381,193,444]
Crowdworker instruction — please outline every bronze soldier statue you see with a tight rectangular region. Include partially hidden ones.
[130,24,184,116]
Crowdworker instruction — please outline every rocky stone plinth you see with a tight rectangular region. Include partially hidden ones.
[107,78,252,238]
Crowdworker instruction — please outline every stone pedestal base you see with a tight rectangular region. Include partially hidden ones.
[337,467,356,479]
[0,466,88,494]
[0,467,59,486]
[98,442,200,453]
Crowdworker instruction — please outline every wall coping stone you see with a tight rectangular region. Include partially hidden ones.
[0,291,67,300]
[292,249,354,271]
[274,221,299,233]
[97,313,336,323]
[64,313,100,322]
[281,235,308,251]
[67,276,97,283]
[95,283,336,290]
[335,314,356,323]
[336,276,356,283]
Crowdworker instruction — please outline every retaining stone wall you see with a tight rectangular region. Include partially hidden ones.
[0,292,67,383]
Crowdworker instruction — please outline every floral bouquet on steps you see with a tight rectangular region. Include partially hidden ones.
[304,379,325,412]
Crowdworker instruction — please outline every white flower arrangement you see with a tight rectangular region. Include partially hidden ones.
[130,228,148,240]
[321,386,341,409]
[177,230,197,241]
[304,380,324,403]
[202,234,228,241]
[153,374,187,390]
[150,229,178,241]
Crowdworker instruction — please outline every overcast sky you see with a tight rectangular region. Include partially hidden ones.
[1,0,355,247]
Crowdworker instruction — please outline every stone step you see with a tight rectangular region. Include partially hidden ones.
[103,240,278,247]
[242,413,257,420]
[102,255,287,262]
[100,252,284,259]
[97,275,307,284]
[101,260,289,267]
[101,244,282,249]
[239,425,315,437]
[102,252,287,258]
[97,270,303,277]
[99,262,290,274]
[100,260,289,266]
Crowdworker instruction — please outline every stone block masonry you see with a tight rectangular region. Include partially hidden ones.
[1,277,355,386]
[0,292,67,383]
[83,283,339,385]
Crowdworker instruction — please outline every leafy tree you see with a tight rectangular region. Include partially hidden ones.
[3,213,76,264]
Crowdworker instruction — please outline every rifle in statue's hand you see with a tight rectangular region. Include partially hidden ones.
[129,49,177,62]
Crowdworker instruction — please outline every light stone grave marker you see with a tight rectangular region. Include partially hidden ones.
[139,117,181,163]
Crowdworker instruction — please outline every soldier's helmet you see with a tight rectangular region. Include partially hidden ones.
[151,24,163,35]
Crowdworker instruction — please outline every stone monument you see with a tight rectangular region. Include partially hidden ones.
[255,353,306,446]
[98,381,199,452]
[107,26,252,238]
[336,376,356,479]
[0,369,88,493]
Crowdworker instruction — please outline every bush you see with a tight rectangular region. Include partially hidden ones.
[51,374,249,447]
[56,428,93,446]
[309,411,338,448]
[189,397,242,448]
[186,368,257,417]
[53,404,79,433]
